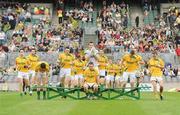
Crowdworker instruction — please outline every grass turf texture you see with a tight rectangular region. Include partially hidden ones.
[0,92,180,115]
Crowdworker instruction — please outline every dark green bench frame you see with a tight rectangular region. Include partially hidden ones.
[33,86,151,100]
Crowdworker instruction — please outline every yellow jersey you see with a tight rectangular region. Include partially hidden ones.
[97,55,108,70]
[73,59,86,75]
[16,56,29,72]
[148,58,164,77]
[27,54,40,70]
[106,64,115,76]
[58,53,75,68]
[122,54,142,72]
[35,61,50,72]
[114,64,125,76]
[84,68,98,83]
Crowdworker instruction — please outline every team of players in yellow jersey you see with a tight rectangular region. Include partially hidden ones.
[15,42,165,100]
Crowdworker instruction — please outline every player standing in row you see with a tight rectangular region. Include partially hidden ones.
[27,48,40,95]
[73,54,86,88]
[114,59,125,88]
[121,49,144,91]
[58,47,75,89]
[105,59,124,89]
[16,49,30,96]
[95,49,108,89]
[105,59,114,88]
[148,51,165,100]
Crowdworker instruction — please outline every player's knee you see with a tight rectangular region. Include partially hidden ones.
[37,81,41,86]
[83,84,88,89]
[115,79,119,83]
[106,79,110,83]
[80,79,84,83]
[94,84,98,89]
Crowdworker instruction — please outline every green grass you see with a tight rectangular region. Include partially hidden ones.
[0,92,180,115]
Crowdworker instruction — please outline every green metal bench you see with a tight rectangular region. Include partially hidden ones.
[32,86,151,100]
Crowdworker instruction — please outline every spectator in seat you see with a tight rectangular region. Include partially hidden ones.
[175,15,180,30]
[2,22,11,33]
[175,44,180,63]
[0,31,7,45]
[105,39,115,53]
[0,45,7,70]
[135,16,139,28]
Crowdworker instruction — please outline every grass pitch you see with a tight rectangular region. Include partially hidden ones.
[0,92,180,115]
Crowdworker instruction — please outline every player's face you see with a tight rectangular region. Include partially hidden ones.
[31,50,36,55]
[77,56,81,60]
[153,53,157,59]
[41,68,46,72]
[19,50,24,57]
[89,64,94,70]
[109,60,112,64]
[117,59,121,64]
[65,49,70,54]
[89,43,94,49]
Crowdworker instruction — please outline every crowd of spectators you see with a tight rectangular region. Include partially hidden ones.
[153,6,180,30]
[0,2,83,54]
[97,23,178,54]
[0,3,30,45]
[61,1,95,25]
[96,1,129,31]
[167,6,180,29]
[8,19,83,53]
[0,2,180,60]
[95,2,180,56]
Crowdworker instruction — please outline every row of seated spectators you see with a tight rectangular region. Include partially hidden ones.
[7,18,83,53]
[97,1,129,30]
[0,2,31,45]
[65,1,94,24]
[97,23,180,54]
[95,1,180,56]
[154,6,180,30]
[167,6,180,30]
[140,1,180,32]
[0,2,84,53]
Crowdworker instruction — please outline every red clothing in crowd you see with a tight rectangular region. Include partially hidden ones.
[176,48,180,56]
[139,44,144,52]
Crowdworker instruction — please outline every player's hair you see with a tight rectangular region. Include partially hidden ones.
[89,62,94,65]
[89,42,94,44]
[130,49,135,55]
[31,48,36,52]
[75,53,81,58]
[40,63,46,69]
[65,47,70,49]
[152,50,158,55]
[19,49,24,52]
